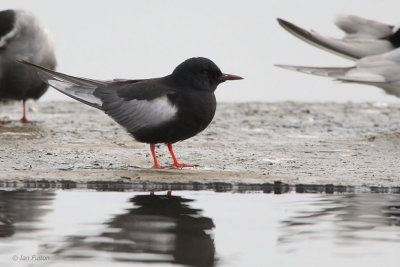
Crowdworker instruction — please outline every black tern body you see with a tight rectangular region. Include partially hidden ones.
[0,9,56,123]
[20,57,242,168]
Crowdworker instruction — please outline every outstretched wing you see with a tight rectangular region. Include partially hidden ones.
[275,64,354,78]
[277,18,394,60]
[334,14,393,39]
[276,50,400,98]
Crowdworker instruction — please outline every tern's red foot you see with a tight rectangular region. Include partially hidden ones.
[167,143,193,168]
[150,143,193,169]
[152,162,162,168]
[167,190,172,196]
[152,164,170,169]
[19,117,34,123]
[171,163,193,168]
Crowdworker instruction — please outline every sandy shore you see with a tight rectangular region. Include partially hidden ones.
[0,100,399,187]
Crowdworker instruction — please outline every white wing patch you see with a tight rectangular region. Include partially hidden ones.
[131,96,177,126]
[112,96,178,133]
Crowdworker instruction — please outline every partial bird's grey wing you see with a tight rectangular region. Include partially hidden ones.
[275,64,354,78]
[334,14,393,39]
[18,60,108,108]
[276,49,400,98]
[339,81,400,97]
[277,18,394,60]
[335,51,400,97]
[276,62,393,83]
[334,14,400,52]
[93,80,178,134]
[0,10,17,49]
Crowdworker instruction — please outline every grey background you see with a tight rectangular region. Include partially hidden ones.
[2,0,399,103]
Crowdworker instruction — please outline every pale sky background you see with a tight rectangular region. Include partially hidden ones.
[2,0,400,103]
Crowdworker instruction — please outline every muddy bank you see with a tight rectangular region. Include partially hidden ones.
[0,101,399,187]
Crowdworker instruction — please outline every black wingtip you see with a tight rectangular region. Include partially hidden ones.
[16,60,51,73]
[17,59,39,70]
[389,27,400,48]
[276,18,294,29]
[276,18,285,27]
[276,18,285,24]
[276,17,306,36]
[17,59,32,66]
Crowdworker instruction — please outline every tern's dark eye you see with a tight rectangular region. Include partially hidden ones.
[202,70,209,75]
[200,69,215,85]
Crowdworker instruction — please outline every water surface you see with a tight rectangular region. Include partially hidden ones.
[0,186,399,267]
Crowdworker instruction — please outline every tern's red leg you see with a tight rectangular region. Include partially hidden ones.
[150,144,163,168]
[167,143,193,168]
[150,144,170,168]
[19,100,30,123]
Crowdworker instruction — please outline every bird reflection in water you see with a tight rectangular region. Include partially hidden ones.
[57,194,215,266]
[0,190,54,237]
[278,194,400,249]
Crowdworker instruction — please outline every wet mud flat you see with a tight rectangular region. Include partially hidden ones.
[0,101,400,187]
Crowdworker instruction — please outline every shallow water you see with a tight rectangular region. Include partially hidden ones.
[0,186,399,267]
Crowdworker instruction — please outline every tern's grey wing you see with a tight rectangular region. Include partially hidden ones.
[0,10,16,49]
[93,80,178,135]
[277,18,394,60]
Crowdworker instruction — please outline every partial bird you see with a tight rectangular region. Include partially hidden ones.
[277,15,400,60]
[0,9,56,123]
[276,47,400,98]
[19,57,242,168]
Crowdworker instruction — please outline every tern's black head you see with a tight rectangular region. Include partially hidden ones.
[171,57,243,92]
